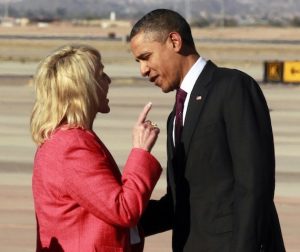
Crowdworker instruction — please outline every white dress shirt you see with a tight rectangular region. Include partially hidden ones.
[173,57,207,144]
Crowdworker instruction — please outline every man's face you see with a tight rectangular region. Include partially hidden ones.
[130,32,181,93]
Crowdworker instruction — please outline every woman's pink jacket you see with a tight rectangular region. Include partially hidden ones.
[32,127,162,252]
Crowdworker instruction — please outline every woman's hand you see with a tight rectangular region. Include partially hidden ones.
[132,102,160,152]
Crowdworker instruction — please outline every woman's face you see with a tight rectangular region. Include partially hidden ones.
[96,64,111,114]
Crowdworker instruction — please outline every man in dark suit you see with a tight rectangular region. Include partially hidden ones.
[130,9,285,252]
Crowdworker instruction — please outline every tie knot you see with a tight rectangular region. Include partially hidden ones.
[176,89,187,104]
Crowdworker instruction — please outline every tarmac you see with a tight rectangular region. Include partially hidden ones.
[0,64,299,251]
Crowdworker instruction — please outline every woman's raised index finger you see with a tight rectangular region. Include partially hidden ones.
[137,102,152,124]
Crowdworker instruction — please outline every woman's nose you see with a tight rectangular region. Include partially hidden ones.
[104,73,111,84]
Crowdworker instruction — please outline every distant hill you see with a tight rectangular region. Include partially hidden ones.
[1,0,300,24]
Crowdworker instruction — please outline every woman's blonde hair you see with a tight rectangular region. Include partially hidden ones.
[30,44,102,145]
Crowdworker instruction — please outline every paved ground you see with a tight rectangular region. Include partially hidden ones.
[0,72,299,251]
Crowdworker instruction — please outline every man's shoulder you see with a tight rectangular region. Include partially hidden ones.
[209,63,257,87]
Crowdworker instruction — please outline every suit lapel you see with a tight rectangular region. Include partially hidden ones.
[182,60,216,155]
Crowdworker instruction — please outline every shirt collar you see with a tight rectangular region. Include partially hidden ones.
[180,57,207,94]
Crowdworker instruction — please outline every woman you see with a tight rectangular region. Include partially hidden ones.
[30,44,162,252]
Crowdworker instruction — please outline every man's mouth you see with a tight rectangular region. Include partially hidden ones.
[149,76,158,83]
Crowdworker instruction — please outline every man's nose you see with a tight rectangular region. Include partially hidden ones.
[140,62,150,77]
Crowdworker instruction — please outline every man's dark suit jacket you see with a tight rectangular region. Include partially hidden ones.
[141,61,286,252]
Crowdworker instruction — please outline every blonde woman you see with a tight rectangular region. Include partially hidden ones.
[30,44,162,252]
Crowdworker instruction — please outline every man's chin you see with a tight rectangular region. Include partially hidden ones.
[154,82,166,93]
[160,86,173,93]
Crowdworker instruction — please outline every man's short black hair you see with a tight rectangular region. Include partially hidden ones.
[130,9,195,49]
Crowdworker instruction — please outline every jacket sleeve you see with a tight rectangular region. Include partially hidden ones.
[62,130,162,228]
[140,185,174,236]
[223,72,275,251]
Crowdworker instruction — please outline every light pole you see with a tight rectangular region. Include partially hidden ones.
[3,0,10,18]
[220,0,225,27]
[185,0,191,23]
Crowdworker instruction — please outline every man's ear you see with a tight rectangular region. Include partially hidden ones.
[168,32,182,52]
